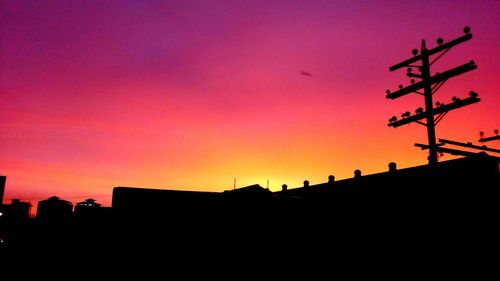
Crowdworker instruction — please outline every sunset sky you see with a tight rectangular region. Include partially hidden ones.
[1,0,499,210]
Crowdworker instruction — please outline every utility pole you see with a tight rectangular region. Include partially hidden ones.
[420,40,439,164]
[386,26,480,165]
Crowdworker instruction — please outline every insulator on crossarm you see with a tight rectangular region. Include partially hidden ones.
[469,91,478,98]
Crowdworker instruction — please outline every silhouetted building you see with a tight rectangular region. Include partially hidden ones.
[223,184,271,197]
[0,176,5,206]
[4,199,32,222]
[75,198,100,212]
[74,198,103,220]
[36,196,73,223]
[112,184,274,225]
[113,186,220,213]
[112,153,499,223]
[95,153,500,266]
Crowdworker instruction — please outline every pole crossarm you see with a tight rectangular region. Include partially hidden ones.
[415,143,445,150]
[389,33,472,71]
[479,135,500,142]
[388,95,480,128]
[438,138,500,154]
[414,143,478,157]
[407,73,423,79]
[386,61,477,99]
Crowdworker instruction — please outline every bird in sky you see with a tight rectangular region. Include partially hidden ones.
[299,70,311,76]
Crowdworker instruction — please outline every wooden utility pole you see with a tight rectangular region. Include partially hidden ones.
[386,27,480,165]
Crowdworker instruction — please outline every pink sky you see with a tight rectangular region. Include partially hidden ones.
[1,0,499,211]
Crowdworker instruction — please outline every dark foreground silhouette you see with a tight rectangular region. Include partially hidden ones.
[1,153,498,273]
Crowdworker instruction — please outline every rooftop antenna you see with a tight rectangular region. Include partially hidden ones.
[233,178,236,190]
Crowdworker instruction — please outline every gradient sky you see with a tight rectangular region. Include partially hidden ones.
[1,0,499,210]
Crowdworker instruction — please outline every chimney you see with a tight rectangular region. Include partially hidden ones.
[354,169,362,178]
[388,162,397,172]
[328,175,335,184]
